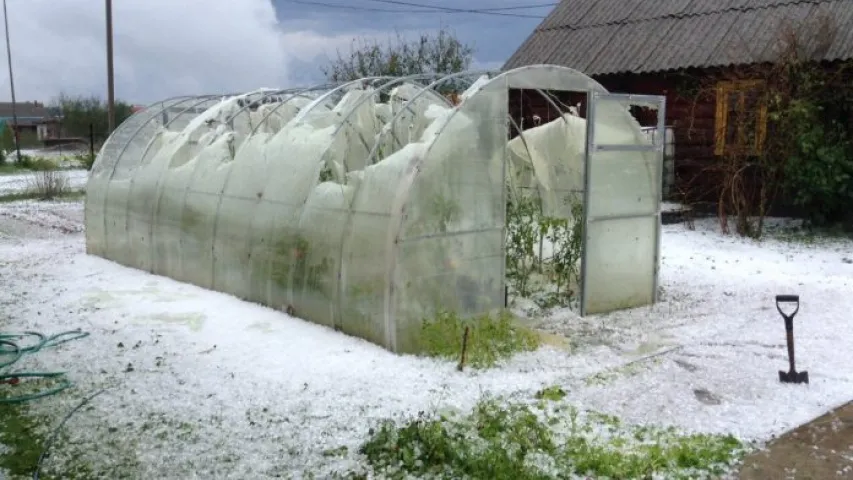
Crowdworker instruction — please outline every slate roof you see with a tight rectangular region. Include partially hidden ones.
[0,102,59,125]
[504,0,853,75]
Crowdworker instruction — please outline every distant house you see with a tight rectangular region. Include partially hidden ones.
[504,0,853,200]
[0,101,64,142]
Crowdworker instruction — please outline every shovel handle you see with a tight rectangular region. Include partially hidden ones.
[786,329,796,371]
[776,295,799,326]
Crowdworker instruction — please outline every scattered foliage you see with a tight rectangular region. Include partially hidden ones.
[506,193,583,308]
[534,385,566,402]
[320,27,474,82]
[356,397,749,479]
[418,310,540,368]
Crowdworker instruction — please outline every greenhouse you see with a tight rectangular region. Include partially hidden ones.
[84,65,666,353]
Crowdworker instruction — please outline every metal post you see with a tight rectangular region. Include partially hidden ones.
[579,91,596,316]
[106,0,115,134]
[2,0,21,164]
[88,122,95,160]
[652,98,666,304]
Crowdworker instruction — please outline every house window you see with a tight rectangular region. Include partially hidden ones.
[714,79,768,156]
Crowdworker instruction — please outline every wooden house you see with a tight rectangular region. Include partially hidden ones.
[504,0,853,202]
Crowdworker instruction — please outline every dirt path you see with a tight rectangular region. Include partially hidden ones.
[740,401,853,479]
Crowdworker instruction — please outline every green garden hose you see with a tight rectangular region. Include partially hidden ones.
[0,329,89,404]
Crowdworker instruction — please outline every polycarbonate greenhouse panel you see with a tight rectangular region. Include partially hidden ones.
[581,93,665,315]
[85,66,666,354]
[85,105,163,257]
[392,77,508,353]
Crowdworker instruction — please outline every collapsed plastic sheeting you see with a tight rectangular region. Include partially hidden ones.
[85,66,662,353]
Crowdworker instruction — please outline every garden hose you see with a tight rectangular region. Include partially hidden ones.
[33,387,107,480]
[0,329,89,404]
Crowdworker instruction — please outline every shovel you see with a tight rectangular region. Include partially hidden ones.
[776,295,808,384]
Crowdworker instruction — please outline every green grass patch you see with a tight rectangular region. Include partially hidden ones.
[0,156,61,174]
[0,403,48,476]
[763,221,853,244]
[355,397,749,480]
[418,310,540,369]
[534,385,566,402]
[0,163,25,175]
[0,403,94,479]
[0,190,85,204]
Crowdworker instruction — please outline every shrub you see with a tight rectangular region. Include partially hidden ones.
[778,101,853,228]
[29,168,69,199]
[81,153,96,170]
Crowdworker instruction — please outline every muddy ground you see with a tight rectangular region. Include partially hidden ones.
[740,401,853,479]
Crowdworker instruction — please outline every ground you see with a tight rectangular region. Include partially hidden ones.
[0,175,852,478]
[739,401,853,479]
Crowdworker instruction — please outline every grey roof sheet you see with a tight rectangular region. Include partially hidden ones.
[505,0,853,74]
[0,102,51,119]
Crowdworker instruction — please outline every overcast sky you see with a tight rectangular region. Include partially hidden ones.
[0,0,548,105]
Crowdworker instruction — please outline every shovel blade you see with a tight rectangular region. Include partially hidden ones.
[779,370,809,384]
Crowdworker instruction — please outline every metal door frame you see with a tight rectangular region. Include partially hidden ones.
[580,92,667,316]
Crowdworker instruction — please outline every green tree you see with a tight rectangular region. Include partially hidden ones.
[50,94,134,142]
[320,27,475,82]
[0,123,14,154]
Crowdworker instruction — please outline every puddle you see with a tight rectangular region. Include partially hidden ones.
[83,286,197,309]
[247,321,277,333]
[133,312,206,332]
[83,290,122,309]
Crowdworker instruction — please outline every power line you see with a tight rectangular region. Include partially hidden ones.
[280,0,555,17]
[364,0,555,17]
[280,0,435,13]
[473,3,557,11]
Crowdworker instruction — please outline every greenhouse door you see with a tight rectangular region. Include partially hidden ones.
[580,93,666,315]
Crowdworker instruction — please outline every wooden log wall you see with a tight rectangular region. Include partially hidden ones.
[595,72,719,204]
[508,89,588,139]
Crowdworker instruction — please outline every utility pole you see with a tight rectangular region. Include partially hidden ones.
[106,0,115,134]
[2,0,21,163]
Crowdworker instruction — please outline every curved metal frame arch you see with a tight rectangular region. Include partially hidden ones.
[358,71,493,171]
[287,77,394,126]
[85,103,175,255]
[332,70,492,342]
[96,95,197,178]
[99,96,207,256]
[368,76,462,155]
[107,95,230,179]
[222,88,299,132]
[247,82,345,136]
[207,83,353,290]
[315,73,455,183]
[141,95,245,271]
[512,88,578,218]
[131,95,229,173]
[119,94,228,228]
[279,74,456,321]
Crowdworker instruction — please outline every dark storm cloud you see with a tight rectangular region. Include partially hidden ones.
[271,0,547,73]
